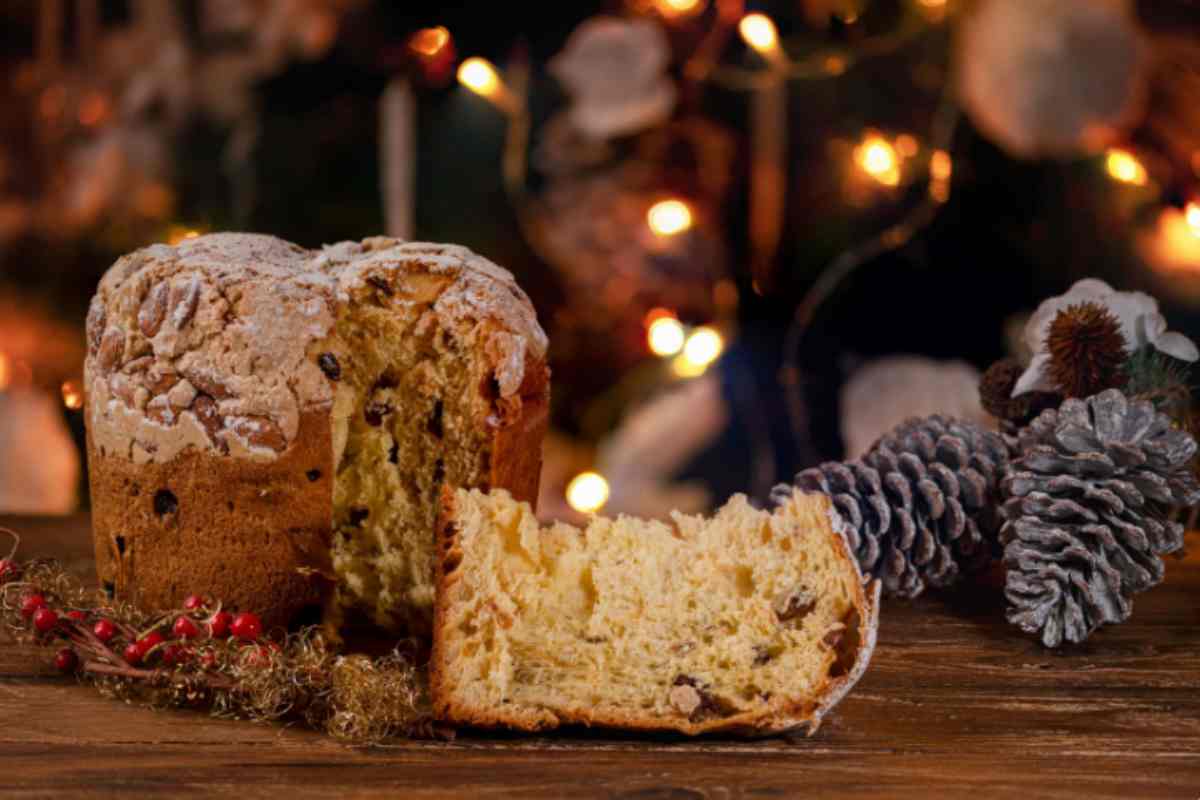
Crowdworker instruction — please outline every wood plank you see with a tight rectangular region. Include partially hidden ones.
[1,515,1198,798]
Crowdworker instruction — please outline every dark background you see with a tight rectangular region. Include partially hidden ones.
[2,0,1198,508]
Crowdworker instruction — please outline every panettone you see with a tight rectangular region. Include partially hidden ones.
[84,233,549,633]
[431,487,879,736]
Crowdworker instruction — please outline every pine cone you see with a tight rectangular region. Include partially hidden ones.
[1000,389,1200,647]
[775,416,1010,598]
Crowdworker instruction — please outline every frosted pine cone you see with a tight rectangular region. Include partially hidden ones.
[1000,389,1200,647]
[775,416,1009,598]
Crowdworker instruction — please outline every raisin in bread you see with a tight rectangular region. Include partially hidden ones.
[85,233,549,633]
[431,487,879,736]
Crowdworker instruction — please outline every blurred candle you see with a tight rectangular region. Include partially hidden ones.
[381,79,415,239]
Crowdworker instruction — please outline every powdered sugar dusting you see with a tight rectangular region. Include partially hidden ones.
[86,233,547,464]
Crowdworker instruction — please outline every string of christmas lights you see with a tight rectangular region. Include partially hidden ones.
[6,1,1200,520]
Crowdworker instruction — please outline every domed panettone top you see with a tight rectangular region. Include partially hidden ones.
[84,233,547,466]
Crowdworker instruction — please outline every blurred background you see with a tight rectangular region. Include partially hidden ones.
[1,0,1199,522]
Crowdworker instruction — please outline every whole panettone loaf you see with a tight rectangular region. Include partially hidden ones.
[85,233,549,633]
[431,487,879,736]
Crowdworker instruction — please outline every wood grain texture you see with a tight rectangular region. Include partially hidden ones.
[2,513,1199,799]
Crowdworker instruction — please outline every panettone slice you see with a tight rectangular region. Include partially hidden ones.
[430,487,879,736]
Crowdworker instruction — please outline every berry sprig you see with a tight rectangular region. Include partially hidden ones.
[0,529,437,743]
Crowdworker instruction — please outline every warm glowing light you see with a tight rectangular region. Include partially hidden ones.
[644,307,675,325]
[682,327,723,368]
[739,14,779,53]
[915,0,947,22]
[166,226,202,246]
[458,57,501,96]
[930,150,952,181]
[858,137,896,174]
[855,135,900,186]
[410,26,450,57]
[655,0,704,18]
[1144,207,1200,275]
[822,55,846,75]
[1186,202,1200,237]
[1106,149,1148,186]
[61,380,83,410]
[929,149,952,202]
[647,316,686,357]
[0,353,9,392]
[647,199,693,236]
[895,134,919,158]
[671,354,707,378]
[566,471,610,514]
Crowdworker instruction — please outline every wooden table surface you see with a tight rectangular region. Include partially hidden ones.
[2,514,1199,799]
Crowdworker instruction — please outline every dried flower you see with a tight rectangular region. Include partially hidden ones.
[1045,302,1128,397]
[1014,278,1198,397]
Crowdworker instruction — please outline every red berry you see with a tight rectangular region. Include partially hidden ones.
[54,648,78,673]
[173,617,200,640]
[162,645,191,667]
[20,594,46,619]
[230,612,262,642]
[92,619,117,643]
[138,631,165,657]
[123,642,144,665]
[32,607,58,634]
[66,610,87,622]
[0,559,17,580]
[208,611,233,639]
[183,594,206,611]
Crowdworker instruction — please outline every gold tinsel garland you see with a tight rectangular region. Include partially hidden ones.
[0,533,440,745]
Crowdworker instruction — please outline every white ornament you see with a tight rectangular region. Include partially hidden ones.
[0,389,79,514]
[955,0,1146,159]
[840,357,988,460]
[596,373,727,518]
[1014,278,1199,397]
[550,17,677,140]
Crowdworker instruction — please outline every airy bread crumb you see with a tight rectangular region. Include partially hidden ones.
[431,487,879,736]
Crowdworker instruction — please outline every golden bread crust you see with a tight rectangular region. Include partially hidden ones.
[88,410,333,630]
[86,234,549,630]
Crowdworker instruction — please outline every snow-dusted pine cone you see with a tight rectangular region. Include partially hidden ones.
[774,416,1010,598]
[1000,389,1200,647]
